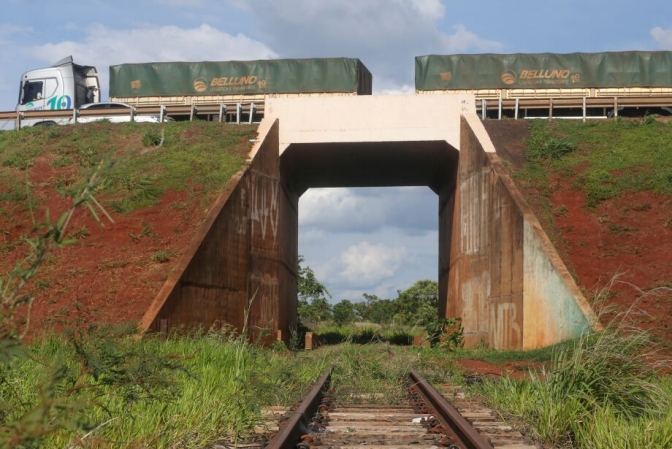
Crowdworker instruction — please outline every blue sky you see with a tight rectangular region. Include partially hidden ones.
[2,0,672,301]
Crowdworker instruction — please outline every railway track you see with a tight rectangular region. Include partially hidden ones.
[263,367,538,449]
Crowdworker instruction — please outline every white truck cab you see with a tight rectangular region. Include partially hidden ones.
[17,56,100,126]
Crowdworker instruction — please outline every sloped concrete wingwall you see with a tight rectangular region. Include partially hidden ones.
[443,115,600,350]
[140,119,298,342]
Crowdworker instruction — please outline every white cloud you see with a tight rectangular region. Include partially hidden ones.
[27,23,277,100]
[300,188,386,231]
[29,23,276,65]
[651,26,672,49]
[301,228,327,244]
[375,80,415,96]
[229,0,502,92]
[300,225,438,301]
[440,24,504,52]
[0,23,32,45]
[151,0,205,5]
[300,187,437,234]
[408,0,445,21]
[0,24,32,35]
[340,241,407,284]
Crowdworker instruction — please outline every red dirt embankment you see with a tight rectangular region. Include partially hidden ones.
[0,123,252,337]
[2,120,670,355]
[484,120,672,347]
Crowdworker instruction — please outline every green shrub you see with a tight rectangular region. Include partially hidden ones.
[424,317,464,350]
[141,128,164,147]
[526,122,576,162]
[384,329,413,346]
[474,305,670,447]
[151,249,175,263]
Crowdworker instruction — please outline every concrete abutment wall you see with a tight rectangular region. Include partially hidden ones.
[140,119,298,343]
[444,115,601,349]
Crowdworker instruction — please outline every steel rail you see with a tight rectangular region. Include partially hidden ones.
[409,369,493,449]
[267,366,492,449]
[265,367,332,449]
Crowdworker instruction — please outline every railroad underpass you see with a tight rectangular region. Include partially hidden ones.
[140,94,601,350]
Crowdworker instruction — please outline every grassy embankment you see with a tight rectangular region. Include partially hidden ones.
[2,120,672,447]
[0,121,256,216]
[518,117,672,208]
[475,117,672,448]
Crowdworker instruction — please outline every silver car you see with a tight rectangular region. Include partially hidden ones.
[78,102,173,123]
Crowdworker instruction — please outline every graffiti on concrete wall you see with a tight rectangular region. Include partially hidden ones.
[249,272,279,326]
[490,301,522,349]
[235,172,280,242]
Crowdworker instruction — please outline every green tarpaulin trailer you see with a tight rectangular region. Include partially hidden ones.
[110,57,372,99]
[416,51,672,118]
[415,52,672,91]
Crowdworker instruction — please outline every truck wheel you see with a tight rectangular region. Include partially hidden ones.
[34,121,56,127]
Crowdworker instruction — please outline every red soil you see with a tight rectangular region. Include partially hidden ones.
[454,359,541,381]
[0,145,241,338]
[2,120,670,361]
[484,120,672,348]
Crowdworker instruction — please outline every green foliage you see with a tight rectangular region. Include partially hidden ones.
[545,328,666,419]
[642,113,659,126]
[0,122,254,216]
[355,294,397,325]
[297,255,330,304]
[298,296,332,326]
[518,119,672,209]
[525,120,576,162]
[151,249,176,264]
[141,128,164,147]
[0,183,29,203]
[0,330,330,447]
[297,256,332,326]
[332,300,356,326]
[331,344,409,405]
[314,325,415,346]
[1,151,35,170]
[423,317,463,350]
[473,312,671,447]
[393,280,438,326]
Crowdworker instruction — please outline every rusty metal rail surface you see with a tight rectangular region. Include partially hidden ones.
[408,369,492,448]
[265,367,332,449]
[266,366,493,449]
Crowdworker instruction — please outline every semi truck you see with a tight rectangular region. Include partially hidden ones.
[17,56,100,126]
[14,56,372,126]
[415,51,672,117]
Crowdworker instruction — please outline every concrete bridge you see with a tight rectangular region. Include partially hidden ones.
[140,94,600,350]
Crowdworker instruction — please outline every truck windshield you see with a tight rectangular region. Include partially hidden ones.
[21,81,44,104]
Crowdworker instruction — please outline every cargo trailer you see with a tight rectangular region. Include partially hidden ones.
[110,57,372,109]
[416,52,672,118]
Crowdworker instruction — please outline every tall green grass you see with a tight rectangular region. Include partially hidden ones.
[314,324,417,346]
[0,328,328,448]
[473,306,671,447]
